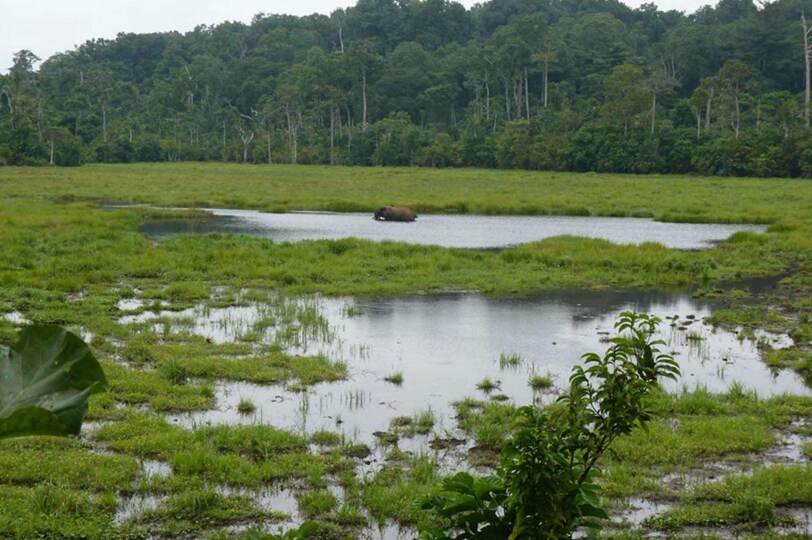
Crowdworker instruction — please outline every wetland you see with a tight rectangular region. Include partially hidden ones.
[0,164,810,539]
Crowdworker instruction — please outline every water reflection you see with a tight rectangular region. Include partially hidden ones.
[141,289,809,445]
[139,209,766,249]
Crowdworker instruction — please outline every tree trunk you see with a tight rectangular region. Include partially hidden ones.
[330,103,335,165]
[696,112,701,140]
[286,109,298,164]
[3,92,14,129]
[504,79,510,121]
[734,94,740,139]
[49,139,54,165]
[362,70,368,130]
[102,105,108,143]
[803,13,811,128]
[485,81,490,120]
[650,93,656,136]
[705,90,713,130]
[222,119,227,161]
[543,58,549,108]
[267,129,272,164]
[524,67,530,121]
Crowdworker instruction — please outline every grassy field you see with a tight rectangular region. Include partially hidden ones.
[0,163,810,539]
[2,162,811,223]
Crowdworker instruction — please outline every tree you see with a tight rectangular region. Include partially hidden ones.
[603,64,648,136]
[347,40,381,130]
[802,12,812,128]
[643,69,678,135]
[420,312,680,540]
[717,59,758,138]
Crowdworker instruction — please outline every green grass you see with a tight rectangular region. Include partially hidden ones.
[237,397,256,414]
[1,163,809,224]
[529,373,554,390]
[476,377,500,393]
[0,163,810,537]
[611,415,775,467]
[498,352,523,369]
[0,437,138,491]
[140,488,284,534]
[296,489,338,518]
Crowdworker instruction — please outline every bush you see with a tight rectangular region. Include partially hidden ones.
[420,312,680,540]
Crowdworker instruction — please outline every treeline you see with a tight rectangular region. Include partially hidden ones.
[3,0,812,177]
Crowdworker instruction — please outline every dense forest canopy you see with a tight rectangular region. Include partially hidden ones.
[3,0,812,176]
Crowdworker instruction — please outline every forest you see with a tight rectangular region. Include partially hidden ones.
[3,0,812,177]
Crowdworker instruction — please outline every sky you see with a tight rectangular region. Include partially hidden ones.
[0,0,713,73]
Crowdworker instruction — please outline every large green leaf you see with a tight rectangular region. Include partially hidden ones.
[0,326,107,439]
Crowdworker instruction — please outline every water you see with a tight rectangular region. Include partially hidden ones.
[116,289,810,446]
[139,209,767,249]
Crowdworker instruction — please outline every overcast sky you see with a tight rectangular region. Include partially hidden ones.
[0,0,713,73]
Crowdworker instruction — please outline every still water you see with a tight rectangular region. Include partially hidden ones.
[139,209,767,249]
[118,289,809,444]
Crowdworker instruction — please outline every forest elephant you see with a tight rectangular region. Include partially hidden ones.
[373,206,417,222]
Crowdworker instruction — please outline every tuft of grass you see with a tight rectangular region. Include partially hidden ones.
[237,397,256,414]
[311,430,342,447]
[384,371,404,385]
[157,358,189,385]
[498,352,523,369]
[529,374,554,391]
[476,377,500,393]
[611,415,775,466]
[685,330,704,342]
[296,489,338,518]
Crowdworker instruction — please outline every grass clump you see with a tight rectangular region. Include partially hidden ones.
[0,484,127,539]
[390,409,436,437]
[763,347,812,384]
[611,415,774,466]
[476,377,500,393]
[0,438,138,491]
[296,489,338,518]
[142,489,275,528]
[93,412,195,460]
[686,464,812,505]
[311,430,342,447]
[237,397,256,414]
[383,371,404,385]
[195,424,308,458]
[529,374,554,391]
[498,352,523,369]
[645,495,778,531]
[361,456,441,529]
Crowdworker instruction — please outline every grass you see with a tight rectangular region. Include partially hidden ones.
[498,352,523,369]
[390,409,436,437]
[296,489,338,518]
[237,397,256,414]
[384,371,404,385]
[476,377,500,393]
[529,373,554,391]
[0,163,810,537]
[763,347,812,384]
[0,163,808,224]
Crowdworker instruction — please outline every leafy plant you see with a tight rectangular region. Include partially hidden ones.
[0,326,107,439]
[420,312,679,540]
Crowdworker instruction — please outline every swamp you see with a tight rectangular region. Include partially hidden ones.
[0,163,810,539]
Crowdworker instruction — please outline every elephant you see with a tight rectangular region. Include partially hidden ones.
[373,206,417,222]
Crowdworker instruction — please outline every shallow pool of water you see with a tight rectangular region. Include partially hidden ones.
[139,209,766,249]
[124,289,809,446]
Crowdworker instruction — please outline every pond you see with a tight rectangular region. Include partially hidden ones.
[139,209,767,249]
[120,288,809,447]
